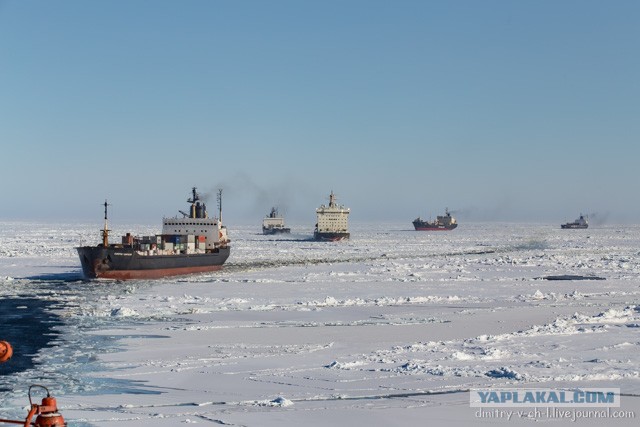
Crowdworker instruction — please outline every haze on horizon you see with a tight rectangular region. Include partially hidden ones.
[1,1,638,224]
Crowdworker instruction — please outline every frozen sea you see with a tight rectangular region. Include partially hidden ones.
[1,221,639,426]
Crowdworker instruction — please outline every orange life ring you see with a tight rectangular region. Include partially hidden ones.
[0,340,13,363]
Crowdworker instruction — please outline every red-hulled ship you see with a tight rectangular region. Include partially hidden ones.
[314,191,350,241]
[77,188,230,280]
[413,208,458,231]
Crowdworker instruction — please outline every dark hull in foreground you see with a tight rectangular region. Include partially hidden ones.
[77,246,230,280]
[77,188,231,280]
[313,231,350,241]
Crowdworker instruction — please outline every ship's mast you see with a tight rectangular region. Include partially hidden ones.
[101,200,111,247]
[188,187,199,204]
[217,189,223,222]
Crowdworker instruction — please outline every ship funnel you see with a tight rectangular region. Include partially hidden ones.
[185,187,209,218]
[188,187,202,218]
[196,202,205,218]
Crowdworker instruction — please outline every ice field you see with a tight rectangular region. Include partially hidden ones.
[1,221,639,425]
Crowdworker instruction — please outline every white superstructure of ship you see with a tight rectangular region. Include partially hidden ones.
[314,191,350,241]
[162,188,230,250]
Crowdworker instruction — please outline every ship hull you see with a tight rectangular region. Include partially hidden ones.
[76,246,230,280]
[313,231,350,241]
[262,227,291,235]
[561,224,588,229]
[413,222,458,231]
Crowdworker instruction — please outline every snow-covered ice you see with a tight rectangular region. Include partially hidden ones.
[1,221,640,425]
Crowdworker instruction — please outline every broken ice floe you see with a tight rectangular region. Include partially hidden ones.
[247,396,294,407]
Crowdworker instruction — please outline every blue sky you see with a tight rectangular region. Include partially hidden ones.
[1,0,638,224]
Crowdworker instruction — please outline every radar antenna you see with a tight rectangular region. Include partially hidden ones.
[329,191,336,208]
[187,187,200,205]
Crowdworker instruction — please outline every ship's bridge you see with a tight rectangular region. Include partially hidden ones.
[162,217,225,249]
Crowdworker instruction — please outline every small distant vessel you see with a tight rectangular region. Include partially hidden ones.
[262,207,290,234]
[314,191,350,241]
[561,214,588,229]
[77,187,230,280]
[413,208,458,231]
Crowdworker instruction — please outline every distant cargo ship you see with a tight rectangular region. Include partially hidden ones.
[561,214,588,229]
[262,207,290,234]
[77,188,230,280]
[413,208,458,231]
[314,191,350,241]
